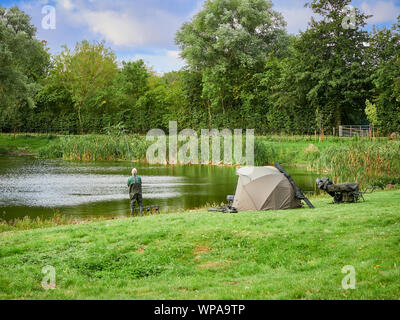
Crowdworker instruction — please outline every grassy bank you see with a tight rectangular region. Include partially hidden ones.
[1,133,399,186]
[0,134,58,155]
[2,133,347,163]
[1,190,399,300]
[0,214,119,233]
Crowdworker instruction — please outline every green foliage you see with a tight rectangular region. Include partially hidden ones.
[365,100,379,127]
[103,122,127,137]
[0,6,50,131]
[253,137,275,165]
[176,0,288,128]
[294,0,373,130]
[1,5,399,136]
[369,176,400,189]
[49,41,118,131]
[369,18,400,134]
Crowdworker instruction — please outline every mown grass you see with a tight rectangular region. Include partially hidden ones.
[1,190,399,300]
[0,134,58,155]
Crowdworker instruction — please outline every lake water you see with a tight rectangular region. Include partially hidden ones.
[0,155,319,221]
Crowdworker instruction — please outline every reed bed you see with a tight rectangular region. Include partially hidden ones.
[308,140,400,186]
[38,134,151,161]
[36,134,400,186]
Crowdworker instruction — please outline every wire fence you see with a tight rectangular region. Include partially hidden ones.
[339,125,377,137]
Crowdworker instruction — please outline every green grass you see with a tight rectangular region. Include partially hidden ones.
[0,214,118,233]
[1,190,399,300]
[0,134,59,155]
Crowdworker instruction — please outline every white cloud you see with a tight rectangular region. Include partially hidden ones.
[82,11,148,46]
[58,0,75,11]
[53,0,183,48]
[360,1,400,24]
[120,50,185,74]
[279,6,314,33]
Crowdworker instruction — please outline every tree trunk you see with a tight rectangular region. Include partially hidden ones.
[207,99,212,129]
[221,93,225,114]
[336,108,341,131]
[78,104,82,134]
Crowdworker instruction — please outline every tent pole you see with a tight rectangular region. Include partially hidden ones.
[274,162,315,209]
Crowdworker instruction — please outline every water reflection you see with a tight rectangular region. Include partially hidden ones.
[0,155,319,220]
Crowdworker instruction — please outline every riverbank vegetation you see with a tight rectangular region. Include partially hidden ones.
[0,134,56,155]
[1,2,399,137]
[0,214,118,233]
[1,190,399,299]
[2,133,399,187]
[309,140,400,186]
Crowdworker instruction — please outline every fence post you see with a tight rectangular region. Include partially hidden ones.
[319,129,324,142]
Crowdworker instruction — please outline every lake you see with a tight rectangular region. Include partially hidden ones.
[0,155,320,221]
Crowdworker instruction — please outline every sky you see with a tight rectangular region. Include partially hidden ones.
[1,0,399,73]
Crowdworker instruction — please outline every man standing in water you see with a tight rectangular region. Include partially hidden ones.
[127,168,143,217]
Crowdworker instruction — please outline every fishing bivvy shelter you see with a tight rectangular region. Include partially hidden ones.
[232,166,303,211]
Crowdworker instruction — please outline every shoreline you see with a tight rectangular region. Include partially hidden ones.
[1,190,397,233]
[1,133,399,184]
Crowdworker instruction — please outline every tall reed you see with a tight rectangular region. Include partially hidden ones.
[38,134,151,161]
[309,140,400,186]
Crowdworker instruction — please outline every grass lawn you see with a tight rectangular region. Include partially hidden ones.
[0,134,59,155]
[1,190,399,300]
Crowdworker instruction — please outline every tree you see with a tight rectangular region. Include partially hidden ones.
[0,6,50,134]
[118,60,150,105]
[176,0,288,127]
[50,41,118,131]
[293,0,373,132]
[365,99,379,127]
[395,57,400,103]
[369,17,400,134]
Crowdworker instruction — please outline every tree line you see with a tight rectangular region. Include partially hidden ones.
[0,0,399,136]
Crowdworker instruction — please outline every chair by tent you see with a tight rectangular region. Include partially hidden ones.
[232,166,303,211]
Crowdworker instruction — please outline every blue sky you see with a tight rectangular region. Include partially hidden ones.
[1,0,399,73]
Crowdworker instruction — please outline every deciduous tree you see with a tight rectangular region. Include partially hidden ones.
[294,0,373,131]
[0,6,50,134]
[176,0,288,127]
[50,41,118,131]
